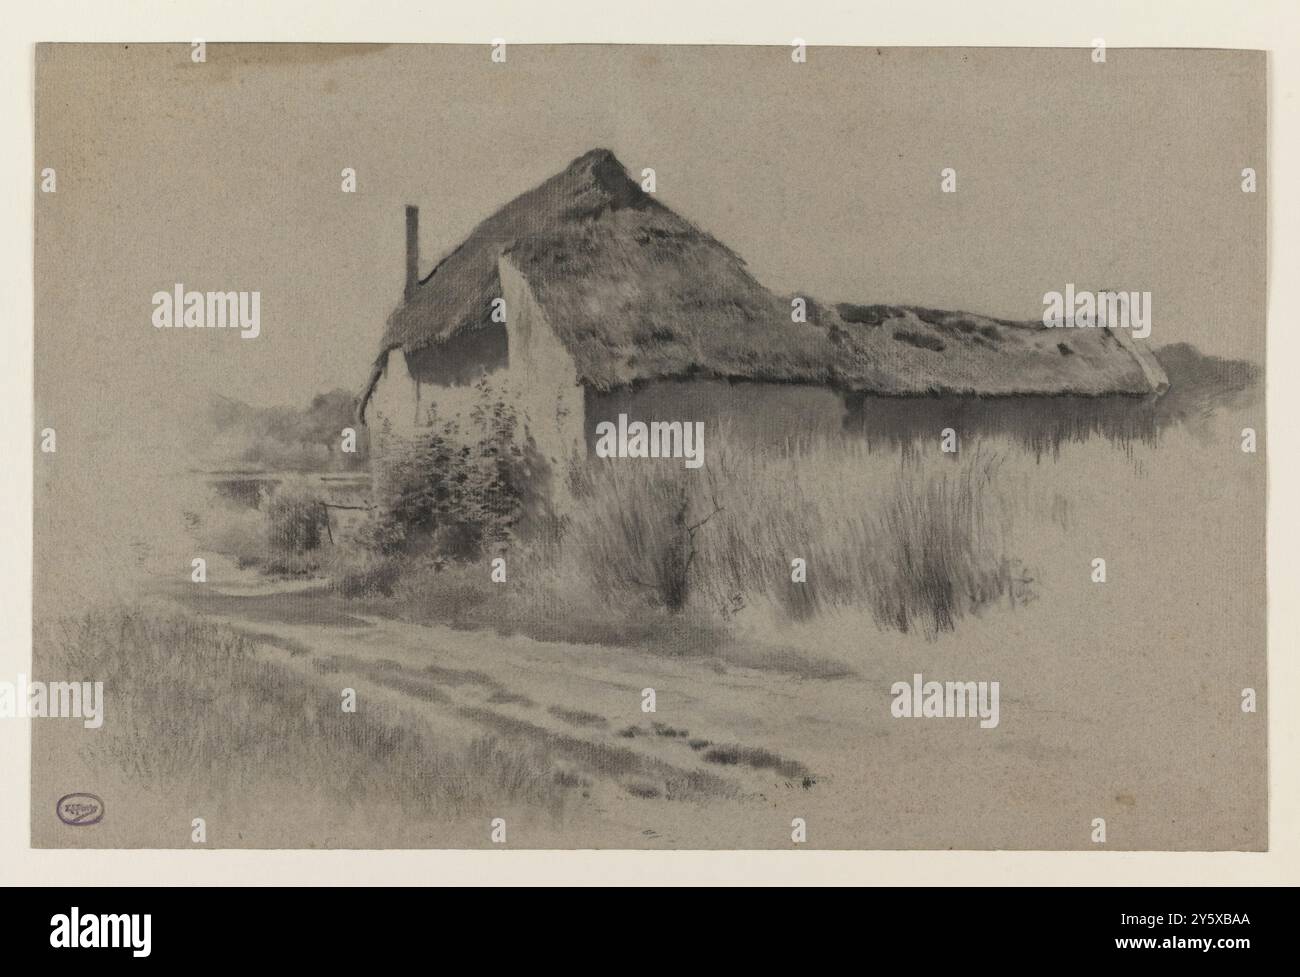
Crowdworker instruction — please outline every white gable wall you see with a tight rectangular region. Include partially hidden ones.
[364,258,587,509]
[498,254,586,474]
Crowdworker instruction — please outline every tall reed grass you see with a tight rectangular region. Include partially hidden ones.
[359,429,1026,640]
[564,432,1020,634]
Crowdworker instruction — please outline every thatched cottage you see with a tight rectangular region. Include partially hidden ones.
[359,149,1167,476]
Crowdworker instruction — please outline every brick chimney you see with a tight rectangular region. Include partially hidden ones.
[404,205,419,301]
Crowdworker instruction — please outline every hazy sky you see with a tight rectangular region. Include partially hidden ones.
[36,44,1265,413]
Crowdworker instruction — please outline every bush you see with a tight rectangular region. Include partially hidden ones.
[193,478,333,577]
[374,379,548,560]
[325,546,403,598]
[266,482,329,552]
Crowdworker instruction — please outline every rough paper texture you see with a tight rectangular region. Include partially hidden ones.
[30,44,1265,849]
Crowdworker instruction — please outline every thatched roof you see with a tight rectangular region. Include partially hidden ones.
[362,149,1163,417]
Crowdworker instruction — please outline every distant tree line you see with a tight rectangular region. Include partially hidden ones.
[206,389,369,472]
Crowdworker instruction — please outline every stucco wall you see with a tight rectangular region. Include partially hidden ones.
[499,255,586,473]
[587,380,850,458]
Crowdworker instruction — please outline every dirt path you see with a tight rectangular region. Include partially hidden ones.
[149,546,1265,850]
[161,579,858,846]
